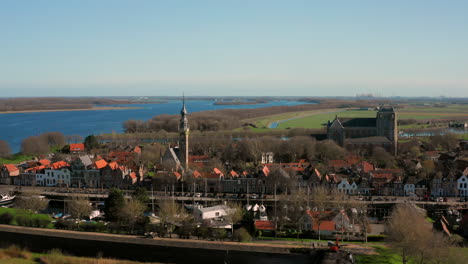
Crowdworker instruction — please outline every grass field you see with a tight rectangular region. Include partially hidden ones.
[0,207,54,228]
[277,110,377,129]
[0,246,162,264]
[245,108,347,131]
[270,105,468,130]
[0,153,33,166]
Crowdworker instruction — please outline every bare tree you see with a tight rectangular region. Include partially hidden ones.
[67,196,92,220]
[15,194,49,213]
[310,186,331,241]
[225,202,243,241]
[119,199,146,234]
[0,140,11,158]
[158,200,188,238]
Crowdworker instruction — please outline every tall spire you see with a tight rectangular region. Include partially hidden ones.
[181,93,187,115]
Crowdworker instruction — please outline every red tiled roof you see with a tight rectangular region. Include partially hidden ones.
[255,221,276,230]
[94,159,108,169]
[346,156,360,166]
[38,159,51,166]
[133,146,142,154]
[69,143,85,151]
[313,220,335,231]
[108,151,134,163]
[360,161,374,173]
[329,160,348,169]
[192,170,202,178]
[130,172,137,179]
[242,171,248,176]
[173,171,182,180]
[4,164,19,173]
[50,161,70,170]
[230,170,239,177]
[262,166,270,176]
[25,165,46,172]
[109,161,119,170]
[213,168,224,176]
[314,168,322,179]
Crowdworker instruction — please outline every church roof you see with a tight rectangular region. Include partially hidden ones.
[339,118,376,127]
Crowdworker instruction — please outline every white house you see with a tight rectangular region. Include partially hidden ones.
[194,205,233,229]
[457,175,468,197]
[261,152,274,164]
[337,179,358,195]
[404,177,418,196]
[36,168,71,187]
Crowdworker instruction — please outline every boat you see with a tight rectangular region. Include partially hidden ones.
[0,194,15,206]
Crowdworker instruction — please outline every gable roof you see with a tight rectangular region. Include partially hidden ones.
[50,161,70,170]
[38,159,51,166]
[108,161,119,170]
[230,170,239,177]
[262,166,270,176]
[192,170,202,178]
[173,171,182,180]
[69,143,85,151]
[213,168,224,176]
[94,159,108,170]
[3,164,19,173]
[254,220,276,230]
[340,117,377,127]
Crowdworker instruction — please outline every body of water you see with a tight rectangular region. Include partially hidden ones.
[0,100,306,153]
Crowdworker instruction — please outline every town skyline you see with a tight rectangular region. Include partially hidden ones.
[1,1,468,97]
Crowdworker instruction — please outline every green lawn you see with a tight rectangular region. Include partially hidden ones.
[277,110,377,129]
[0,153,33,166]
[0,207,54,228]
[355,246,403,264]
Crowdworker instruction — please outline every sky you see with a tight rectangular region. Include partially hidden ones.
[1,0,467,97]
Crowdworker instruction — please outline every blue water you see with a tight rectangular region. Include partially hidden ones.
[0,100,307,153]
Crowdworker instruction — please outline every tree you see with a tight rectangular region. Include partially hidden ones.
[15,194,49,213]
[119,199,146,234]
[315,140,346,162]
[225,202,243,241]
[371,147,394,168]
[158,200,188,238]
[384,204,462,264]
[84,135,100,150]
[104,188,125,222]
[0,140,11,158]
[132,187,149,205]
[42,132,65,148]
[310,186,330,241]
[67,196,92,220]
[21,136,49,155]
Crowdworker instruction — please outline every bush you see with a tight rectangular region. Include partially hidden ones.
[15,215,32,227]
[0,213,14,224]
[233,227,252,242]
[1,245,32,260]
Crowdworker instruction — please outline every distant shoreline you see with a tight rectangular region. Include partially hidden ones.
[0,106,141,114]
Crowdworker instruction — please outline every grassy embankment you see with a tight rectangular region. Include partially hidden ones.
[0,208,54,229]
[0,153,34,166]
[354,245,468,264]
[0,246,162,264]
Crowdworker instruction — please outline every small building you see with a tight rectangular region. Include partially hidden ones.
[457,175,468,197]
[69,143,85,154]
[36,168,71,187]
[1,164,20,185]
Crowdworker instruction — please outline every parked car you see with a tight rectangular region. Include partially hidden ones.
[195,193,201,198]
[251,194,258,199]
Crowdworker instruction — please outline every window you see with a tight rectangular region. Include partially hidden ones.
[215,212,220,217]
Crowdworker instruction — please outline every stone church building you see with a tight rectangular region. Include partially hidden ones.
[327,105,398,155]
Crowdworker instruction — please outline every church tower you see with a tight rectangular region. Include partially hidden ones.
[376,105,398,155]
[179,96,189,171]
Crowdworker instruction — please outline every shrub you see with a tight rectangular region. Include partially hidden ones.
[213,228,227,241]
[15,215,32,227]
[1,245,32,259]
[233,227,252,242]
[0,213,14,224]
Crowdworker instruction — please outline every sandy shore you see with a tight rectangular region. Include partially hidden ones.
[0,106,141,114]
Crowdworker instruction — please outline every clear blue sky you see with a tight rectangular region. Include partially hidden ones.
[1,0,467,97]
